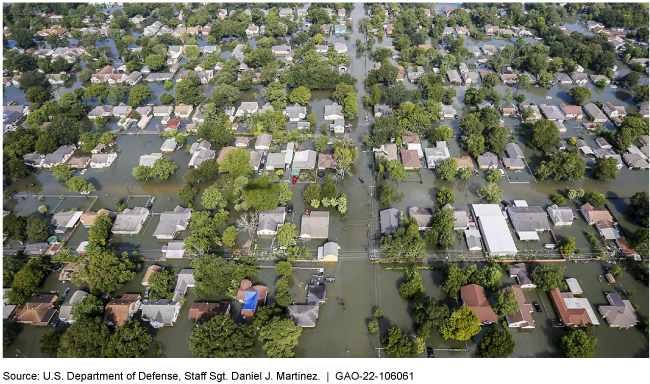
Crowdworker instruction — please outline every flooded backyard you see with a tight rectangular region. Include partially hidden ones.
[3,3,649,358]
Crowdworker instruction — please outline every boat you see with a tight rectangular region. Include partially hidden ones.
[80,169,87,175]
[609,85,617,89]
[545,96,552,99]
[324,277,336,283]
[598,274,604,282]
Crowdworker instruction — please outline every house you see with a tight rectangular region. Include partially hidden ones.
[335,24,347,35]
[80,209,115,228]
[162,240,185,259]
[47,73,66,85]
[596,137,612,149]
[501,105,517,117]
[460,284,498,325]
[257,207,286,236]
[300,211,330,239]
[473,204,518,256]
[15,294,57,326]
[90,152,117,169]
[188,302,231,324]
[576,140,594,156]
[153,105,173,117]
[500,73,518,84]
[504,286,535,329]
[287,305,320,327]
[580,203,611,225]
[23,242,49,256]
[216,146,236,164]
[188,148,216,168]
[571,72,589,85]
[549,288,595,327]
[482,44,497,55]
[172,269,195,302]
[519,103,542,121]
[380,208,400,234]
[253,133,273,151]
[111,207,150,235]
[567,278,583,295]
[464,229,482,251]
[42,146,75,168]
[284,104,307,122]
[583,103,608,123]
[142,265,162,286]
[318,151,337,170]
[401,149,420,169]
[139,153,163,168]
[477,152,499,170]
[554,72,573,85]
[174,104,194,119]
[125,71,142,86]
[509,263,536,289]
[245,23,259,38]
[105,294,141,326]
[590,74,610,85]
[145,73,174,82]
[594,148,623,170]
[507,206,551,241]
[454,156,475,171]
[424,141,450,168]
[447,69,461,84]
[153,206,192,240]
[232,44,246,63]
[278,8,293,19]
[140,300,181,328]
[374,104,392,118]
[234,137,249,148]
[66,156,90,169]
[334,42,347,54]
[408,207,434,230]
[557,121,568,135]
[160,138,177,153]
[324,104,344,120]
[317,242,340,262]
[374,144,398,163]
[51,210,83,234]
[271,44,291,56]
[407,66,425,82]
[547,205,575,226]
[442,204,469,230]
[484,24,499,36]
[598,293,639,329]
[236,102,259,118]
[237,279,268,319]
[441,105,457,120]
[539,104,564,121]
[58,291,87,324]
[623,153,649,169]
[330,118,345,134]
[292,150,317,172]
[560,103,584,120]
[602,102,627,119]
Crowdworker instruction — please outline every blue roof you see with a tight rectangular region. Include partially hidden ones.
[242,291,258,311]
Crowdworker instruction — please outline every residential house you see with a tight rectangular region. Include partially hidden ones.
[236,101,259,118]
[380,208,400,234]
[560,103,583,120]
[460,284,498,324]
[509,263,536,289]
[90,152,117,169]
[508,206,551,241]
[41,146,75,169]
[401,149,420,169]
[571,72,589,85]
[257,207,286,236]
[284,104,307,122]
[554,72,573,85]
[500,73,518,84]
[477,152,499,170]
[519,103,542,121]
[237,279,268,319]
[540,104,564,121]
[584,103,608,123]
[246,23,260,38]
[67,156,90,169]
[153,206,192,240]
[111,207,150,235]
[603,102,626,119]
[317,242,340,262]
[292,150,317,172]
[501,105,517,117]
[162,240,185,259]
[58,291,87,324]
[254,133,273,151]
[140,300,181,328]
[23,243,49,256]
[401,135,423,157]
[142,265,162,286]
[318,151,336,170]
[598,293,639,329]
[188,148,216,168]
[374,144,398,163]
[139,153,163,167]
[172,269,195,302]
[454,156,475,171]
[188,302,231,324]
[596,137,612,149]
[441,105,457,119]
[51,211,83,234]
[623,153,649,169]
[424,141,450,168]
[174,104,194,119]
[271,44,291,56]
[160,138,177,153]
[300,211,330,239]
[15,294,57,326]
[549,288,596,327]
[504,285,535,329]
[547,205,575,226]
[80,209,115,228]
[447,69,461,84]
[105,294,141,326]
[408,207,434,230]
[324,104,344,121]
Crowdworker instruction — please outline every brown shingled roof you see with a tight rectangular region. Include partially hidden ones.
[460,284,498,324]
[549,288,591,327]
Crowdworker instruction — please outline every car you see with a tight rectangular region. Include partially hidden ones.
[144,286,151,299]
[427,347,434,358]
[81,191,90,195]
[358,177,364,183]
[69,72,75,76]
[51,318,60,328]
[71,42,77,46]
[292,176,298,184]
[364,115,368,122]
[499,169,505,176]
[258,168,264,175]
[26,183,36,187]
[317,171,325,179]
[287,205,293,214]
[304,208,310,215]
[533,302,542,313]
[501,200,510,207]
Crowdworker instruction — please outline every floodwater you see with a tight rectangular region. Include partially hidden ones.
[3,3,649,358]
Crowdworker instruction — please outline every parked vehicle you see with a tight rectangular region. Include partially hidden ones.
[144,286,150,299]
[292,176,298,184]
[358,177,364,183]
[304,208,310,215]
[533,302,542,313]
[287,205,293,214]
[427,347,434,358]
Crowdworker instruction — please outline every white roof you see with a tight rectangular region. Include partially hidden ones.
[513,200,528,207]
[566,278,582,294]
[564,297,600,325]
[477,215,518,256]
[517,231,539,241]
[472,204,502,217]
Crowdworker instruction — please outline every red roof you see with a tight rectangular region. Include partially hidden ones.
[460,284,498,324]
[549,288,591,327]
[165,119,181,130]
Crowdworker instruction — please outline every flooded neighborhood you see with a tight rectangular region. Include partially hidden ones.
[2,2,649,359]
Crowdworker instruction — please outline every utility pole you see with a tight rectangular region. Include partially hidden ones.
[125,183,132,196]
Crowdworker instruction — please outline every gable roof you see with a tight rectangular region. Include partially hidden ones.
[460,284,498,323]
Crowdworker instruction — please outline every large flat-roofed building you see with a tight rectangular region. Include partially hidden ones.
[472,204,518,256]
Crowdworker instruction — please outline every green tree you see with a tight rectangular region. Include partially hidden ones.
[26,86,50,104]
[425,208,456,250]
[429,125,454,143]
[52,164,75,181]
[57,317,111,358]
[382,327,415,358]
[221,226,238,248]
[189,315,255,358]
[379,185,396,205]
[477,183,503,203]
[442,265,469,296]
[6,257,51,304]
[72,247,137,295]
[439,305,482,341]
[552,194,566,205]
[457,167,472,180]
[201,184,227,210]
[493,289,519,318]
[288,86,311,105]
[274,276,292,307]
[3,320,21,349]
[164,80,173,91]
[25,216,50,243]
[557,236,579,256]
[567,86,592,105]
[144,54,165,71]
[191,256,258,297]
[70,294,104,320]
[302,183,322,204]
[39,331,62,357]
[531,264,566,292]
[530,119,560,152]
[88,214,113,246]
[585,192,607,208]
[263,81,288,110]
[476,329,515,358]
[399,265,424,299]
[373,307,385,319]
[259,316,302,358]
[103,321,152,358]
[486,168,502,183]
[3,256,23,287]
[557,329,598,358]
[148,268,176,300]
[219,148,252,178]
[66,176,96,193]
[367,320,379,334]
[274,261,294,277]
[35,133,58,155]
[437,158,458,181]
[128,84,153,106]
[592,157,618,181]
[178,183,199,206]
[277,223,298,248]
[175,76,203,105]
[609,266,623,279]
